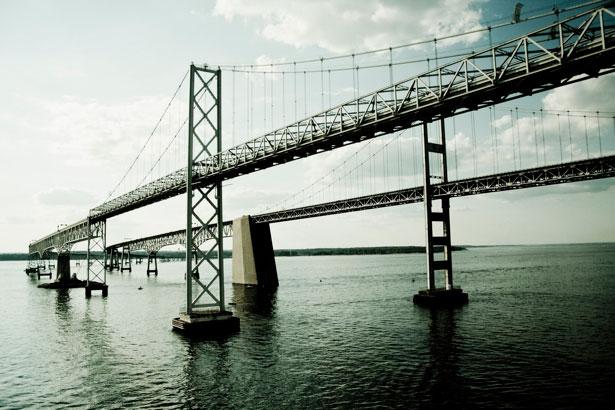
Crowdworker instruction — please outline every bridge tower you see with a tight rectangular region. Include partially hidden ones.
[413,118,468,307]
[172,64,239,334]
[85,218,108,298]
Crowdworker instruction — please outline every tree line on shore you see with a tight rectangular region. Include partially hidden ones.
[2,245,467,261]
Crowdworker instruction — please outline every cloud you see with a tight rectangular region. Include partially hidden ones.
[37,188,96,207]
[213,0,483,53]
[542,73,615,113]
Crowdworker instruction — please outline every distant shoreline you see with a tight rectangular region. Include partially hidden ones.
[1,245,466,261]
[4,242,613,261]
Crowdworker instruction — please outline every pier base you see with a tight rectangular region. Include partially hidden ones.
[413,288,468,307]
[38,278,86,289]
[85,281,108,298]
[172,310,239,335]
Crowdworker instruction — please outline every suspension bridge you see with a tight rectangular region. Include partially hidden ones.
[27,4,615,333]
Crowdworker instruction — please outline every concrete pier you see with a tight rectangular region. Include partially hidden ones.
[232,216,278,289]
[85,281,108,298]
[38,252,86,289]
[56,252,71,282]
[146,252,158,276]
[413,288,468,307]
[172,310,240,335]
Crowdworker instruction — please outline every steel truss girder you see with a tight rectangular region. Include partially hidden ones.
[106,156,615,252]
[253,155,615,223]
[28,218,89,259]
[186,64,225,314]
[85,6,615,222]
[106,222,233,253]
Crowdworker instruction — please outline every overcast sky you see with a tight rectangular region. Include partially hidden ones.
[0,0,613,252]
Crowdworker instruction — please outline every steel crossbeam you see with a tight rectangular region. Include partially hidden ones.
[105,156,615,252]
[85,6,615,222]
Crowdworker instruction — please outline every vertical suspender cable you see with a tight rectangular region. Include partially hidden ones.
[246,70,250,138]
[568,110,573,161]
[282,72,286,124]
[597,111,602,156]
[453,116,459,179]
[352,54,356,99]
[532,111,538,166]
[490,107,496,173]
[584,115,589,158]
[269,64,274,130]
[389,47,393,84]
[471,111,477,177]
[515,107,522,168]
[494,108,499,172]
[304,71,307,117]
[232,67,236,146]
[328,69,332,108]
[510,109,517,170]
[557,114,563,163]
[320,58,324,112]
[293,62,298,121]
[540,108,546,164]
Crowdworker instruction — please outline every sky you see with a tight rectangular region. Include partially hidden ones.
[0,0,614,253]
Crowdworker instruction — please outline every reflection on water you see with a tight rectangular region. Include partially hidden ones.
[54,289,71,323]
[417,308,468,409]
[232,284,278,318]
[1,244,614,408]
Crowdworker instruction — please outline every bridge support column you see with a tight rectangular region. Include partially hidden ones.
[147,251,158,276]
[232,215,278,289]
[413,119,468,307]
[37,256,52,280]
[172,64,239,335]
[120,246,132,272]
[85,218,108,298]
[56,252,71,282]
[108,248,120,271]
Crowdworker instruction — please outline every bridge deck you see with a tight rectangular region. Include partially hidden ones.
[106,155,615,253]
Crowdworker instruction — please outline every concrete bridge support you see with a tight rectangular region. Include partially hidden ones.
[413,119,468,307]
[106,248,120,271]
[232,215,278,289]
[120,247,132,273]
[147,252,158,276]
[56,252,71,282]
